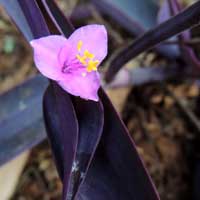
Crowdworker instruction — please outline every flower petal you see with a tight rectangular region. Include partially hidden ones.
[30,35,69,80]
[68,24,108,64]
[58,71,100,101]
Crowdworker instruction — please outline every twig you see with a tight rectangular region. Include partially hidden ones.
[166,86,200,133]
[162,38,200,47]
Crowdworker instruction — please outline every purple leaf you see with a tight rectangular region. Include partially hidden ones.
[18,0,50,38]
[0,1,80,192]
[43,82,78,185]
[76,89,160,200]
[34,3,107,198]
[0,0,32,40]
[70,4,92,23]
[99,89,159,199]
[40,0,74,37]
[0,0,49,40]
[0,75,47,166]
[64,99,104,199]
[105,0,200,82]
[92,0,158,35]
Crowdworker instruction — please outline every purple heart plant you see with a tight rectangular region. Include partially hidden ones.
[1,0,200,199]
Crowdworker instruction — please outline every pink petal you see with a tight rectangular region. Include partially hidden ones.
[68,24,108,64]
[58,71,100,101]
[58,42,77,66]
[30,35,69,80]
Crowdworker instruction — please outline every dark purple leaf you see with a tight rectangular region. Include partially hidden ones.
[0,0,49,40]
[92,0,158,35]
[33,2,86,198]
[37,3,107,199]
[36,2,79,193]
[0,75,48,166]
[12,2,79,191]
[43,82,78,186]
[40,0,74,37]
[76,89,160,200]
[18,0,50,38]
[70,4,92,23]
[0,0,33,40]
[65,99,104,199]
[105,1,200,82]
[0,2,79,192]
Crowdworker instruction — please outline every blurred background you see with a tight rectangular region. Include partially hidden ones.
[0,0,199,199]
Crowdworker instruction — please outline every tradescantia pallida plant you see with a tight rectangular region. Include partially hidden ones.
[1,0,200,199]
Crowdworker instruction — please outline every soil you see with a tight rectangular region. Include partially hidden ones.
[0,0,200,200]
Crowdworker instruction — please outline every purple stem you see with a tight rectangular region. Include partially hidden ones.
[105,1,200,82]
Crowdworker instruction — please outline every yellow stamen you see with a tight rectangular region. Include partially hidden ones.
[76,54,87,65]
[86,60,99,72]
[84,50,94,59]
[76,41,99,73]
[77,40,83,52]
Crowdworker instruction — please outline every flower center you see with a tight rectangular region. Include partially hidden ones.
[62,62,72,73]
[76,40,99,75]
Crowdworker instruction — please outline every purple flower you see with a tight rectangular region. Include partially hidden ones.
[30,25,108,101]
